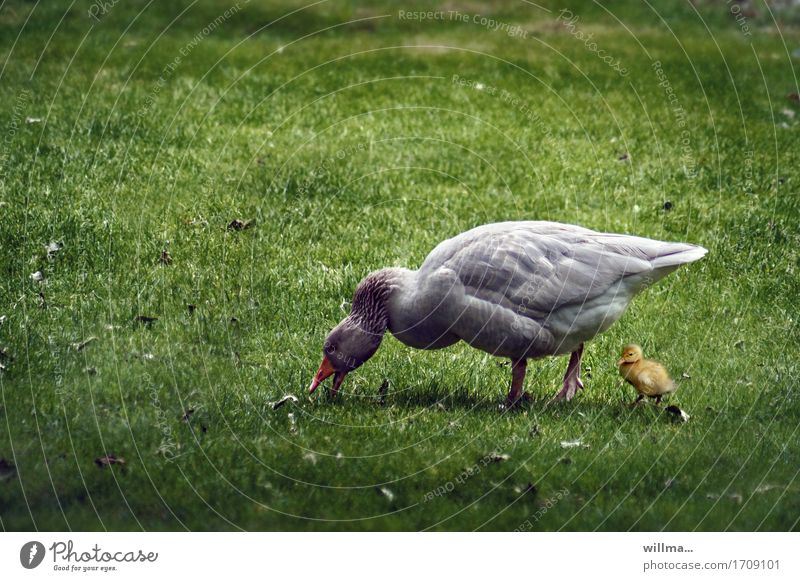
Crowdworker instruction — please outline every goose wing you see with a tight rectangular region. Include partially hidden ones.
[417,221,705,357]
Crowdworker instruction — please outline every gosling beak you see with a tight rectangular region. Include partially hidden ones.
[617,358,626,366]
[309,355,335,394]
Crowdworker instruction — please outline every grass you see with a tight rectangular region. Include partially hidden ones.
[0,0,798,531]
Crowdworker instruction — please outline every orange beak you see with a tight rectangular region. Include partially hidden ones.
[617,358,626,366]
[309,355,336,394]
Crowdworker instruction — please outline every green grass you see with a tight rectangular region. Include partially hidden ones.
[1,0,799,531]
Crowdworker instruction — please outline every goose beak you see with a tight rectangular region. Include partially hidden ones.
[309,355,336,394]
[617,358,626,366]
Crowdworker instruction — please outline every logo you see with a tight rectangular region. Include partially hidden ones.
[20,541,46,569]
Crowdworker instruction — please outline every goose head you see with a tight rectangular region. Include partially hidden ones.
[309,270,396,396]
[617,344,643,367]
[308,316,384,394]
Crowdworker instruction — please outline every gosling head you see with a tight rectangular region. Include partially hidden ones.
[617,344,643,367]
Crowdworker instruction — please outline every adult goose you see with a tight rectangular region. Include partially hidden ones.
[309,221,706,404]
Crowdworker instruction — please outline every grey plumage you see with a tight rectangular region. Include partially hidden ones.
[386,221,706,359]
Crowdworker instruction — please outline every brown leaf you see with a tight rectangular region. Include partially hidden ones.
[46,241,63,259]
[159,250,172,265]
[72,336,97,351]
[134,315,158,325]
[377,379,389,405]
[665,405,690,422]
[94,454,125,468]
[787,92,800,102]
[514,482,538,495]
[271,394,298,410]
[227,218,254,231]
[185,217,208,227]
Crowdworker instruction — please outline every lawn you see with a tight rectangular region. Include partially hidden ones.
[0,0,798,531]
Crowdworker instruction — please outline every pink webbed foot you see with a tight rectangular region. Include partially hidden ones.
[554,375,584,401]
[552,344,585,402]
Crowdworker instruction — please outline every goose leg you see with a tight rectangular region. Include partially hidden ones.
[628,394,644,407]
[506,358,527,406]
[553,343,585,401]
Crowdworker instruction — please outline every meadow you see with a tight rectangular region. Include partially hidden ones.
[0,0,798,531]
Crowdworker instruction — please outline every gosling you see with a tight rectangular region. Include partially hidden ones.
[617,344,676,405]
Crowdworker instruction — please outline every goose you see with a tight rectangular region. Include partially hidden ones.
[309,221,706,405]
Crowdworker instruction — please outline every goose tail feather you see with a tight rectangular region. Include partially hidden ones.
[651,244,708,270]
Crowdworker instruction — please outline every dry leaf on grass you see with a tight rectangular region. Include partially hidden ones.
[94,454,125,468]
[665,405,690,423]
[377,379,389,405]
[560,439,589,449]
[134,315,158,325]
[46,241,63,259]
[271,394,298,410]
[227,218,254,231]
[72,336,97,351]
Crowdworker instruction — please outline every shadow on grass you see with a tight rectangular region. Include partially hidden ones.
[330,381,650,420]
